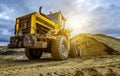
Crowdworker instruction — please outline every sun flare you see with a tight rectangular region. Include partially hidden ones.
[66,13,93,37]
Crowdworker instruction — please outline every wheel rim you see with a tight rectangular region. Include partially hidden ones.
[60,37,68,57]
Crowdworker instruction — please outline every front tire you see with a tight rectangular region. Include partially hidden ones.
[51,35,69,60]
[25,48,42,60]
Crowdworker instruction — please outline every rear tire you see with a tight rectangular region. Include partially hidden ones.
[69,42,78,58]
[25,48,42,60]
[51,35,69,60]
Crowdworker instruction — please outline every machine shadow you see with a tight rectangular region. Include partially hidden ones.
[7,57,63,64]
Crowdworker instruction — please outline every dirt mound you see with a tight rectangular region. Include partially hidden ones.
[92,34,120,54]
[71,33,120,57]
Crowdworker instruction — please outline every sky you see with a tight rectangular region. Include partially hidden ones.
[0,0,120,45]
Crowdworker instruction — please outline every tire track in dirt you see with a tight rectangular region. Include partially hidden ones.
[0,55,120,76]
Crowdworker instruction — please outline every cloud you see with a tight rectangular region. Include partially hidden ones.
[0,3,15,21]
[0,28,13,43]
[0,2,30,45]
[21,0,120,38]
[0,28,12,36]
[89,5,120,33]
[0,3,16,45]
[63,0,120,37]
[0,0,120,45]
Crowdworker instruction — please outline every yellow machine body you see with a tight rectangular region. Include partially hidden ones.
[9,11,70,49]
[8,9,71,60]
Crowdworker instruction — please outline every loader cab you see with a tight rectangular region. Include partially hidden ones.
[47,11,67,29]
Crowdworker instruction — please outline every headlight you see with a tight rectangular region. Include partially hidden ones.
[18,30,22,36]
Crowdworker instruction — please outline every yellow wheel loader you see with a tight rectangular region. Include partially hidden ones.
[8,7,71,60]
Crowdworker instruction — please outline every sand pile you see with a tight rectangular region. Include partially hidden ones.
[92,34,120,54]
[71,34,115,57]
